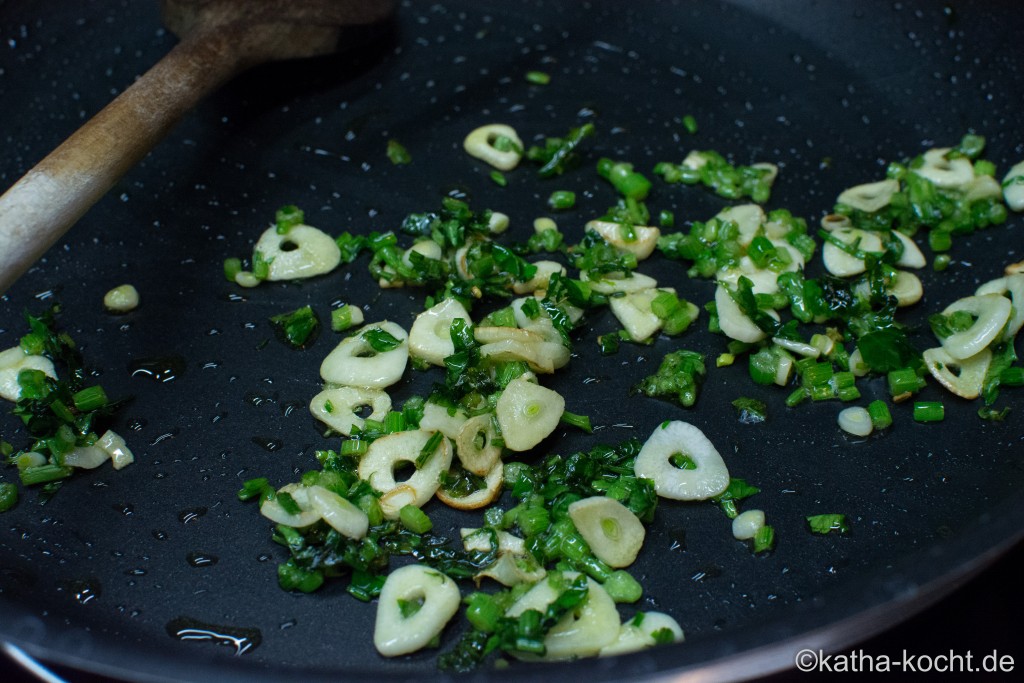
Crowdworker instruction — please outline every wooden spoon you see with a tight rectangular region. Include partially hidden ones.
[0,0,394,295]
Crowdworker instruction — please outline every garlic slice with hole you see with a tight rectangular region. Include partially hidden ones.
[836,178,900,213]
[634,420,730,501]
[495,377,565,451]
[254,225,342,281]
[454,414,502,476]
[975,274,1024,340]
[374,564,461,657]
[436,460,503,510]
[912,147,974,189]
[923,346,992,399]
[309,386,391,436]
[567,496,645,568]
[938,293,1012,360]
[507,573,619,660]
[320,321,409,388]
[408,298,471,366]
[358,429,452,519]
[463,123,523,171]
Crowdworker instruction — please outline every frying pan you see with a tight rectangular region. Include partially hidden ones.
[1,1,1022,681]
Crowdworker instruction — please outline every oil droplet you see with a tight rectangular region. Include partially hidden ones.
[152,529,169,541]
[113,502,134,516]
[128,355,186,383]
[187,552,219,568]
[178,507,207,525]
[166,617,261,656]
[63,578,102,605]
[251,436,282,452]
[279,618,297,630]
[127,417,147,431]
[256,553,272,563]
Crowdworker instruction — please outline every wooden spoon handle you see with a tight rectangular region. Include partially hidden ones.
[0,29,255,294]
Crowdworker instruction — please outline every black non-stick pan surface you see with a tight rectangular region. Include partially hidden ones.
[1,1,1022,681]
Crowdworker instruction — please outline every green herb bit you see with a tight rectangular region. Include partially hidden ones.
[415,430,445,468]
[252,249,272,280]
[0,482,18,513]
[237,477,271,502]
[335,232,368,264]
[559,410,593,433]
[912,401,945,423]
[711,478,761,519]
[526,122,596,178]
[597,332,620,355]
[596,157,652,200]
[634,350,707,408]
[806,514,849,535]
[489,170,507,187]
[386,139,412,165]
[269,305,320,349]
[752,525,775,553]
[682,114,698,134]
[363,327,402,352]
[548,190,576,210]
[732,397,767,424]
[525,70,551,85]
[275,205,305,234]
[669,452,697,470]
[278,559,324,593]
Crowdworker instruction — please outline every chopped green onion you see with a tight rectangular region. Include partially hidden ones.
[269,306,320,349]
[19,464,73,486]
[806,514,849,534]
[72,385,108,412]
[415,430,445,468]
[913,401,945,423]
[237,477,270,502]
[278,560,323,593]
[682,114,698,134]
[0,482,17,513]
[399,504,433,534]
[275,205,305,234]
[560,410,593,433]
[731,397,767,423]
[330,305,357,332]
[548,190,576,210]
[490,170,507,187]
[867,400,893,429]
[752,525,775,553]
[602,570,642,603]
[223,257,242,282]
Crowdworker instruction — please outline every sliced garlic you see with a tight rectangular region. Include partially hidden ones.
[609,288,669,342]
[975,274,1024,340]
[912,147,974,190]
[97,429,134,470]
[821,228,883,277]
[479,338,559,374]
[1002,161,1024,211]
[358,429,452,519]
[586,220,660,260]
[507,573,619,660]
[62,445,110,469]
[320,321,409,388]
[463,123,523,171]
[837,407,873,437]
[717,204,766,247]
[309,386,391,436]
[598,612,684,656]
[260,484,321,528]
[512,260,566,294]
[408,298,471,366]
[103,284,140,313]
[836,178,900,213]
[634,420,730,501]
[0,350,56,402]
[715,284,778,344]
[923,346,992,399]
[938,293,1012,360]
[374,564,461,657]
[454,414,502,476]
[436,460,503,510]
[418,401,469,440]
[580,269,658,295]
[567,496,645,568]
[732,509,766,540]
[306,485,368,539]
[889,270,923,306]
[461,528,526,554]
[254,224,342,281]
[892,231,926,269]
[495,377,565,451]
